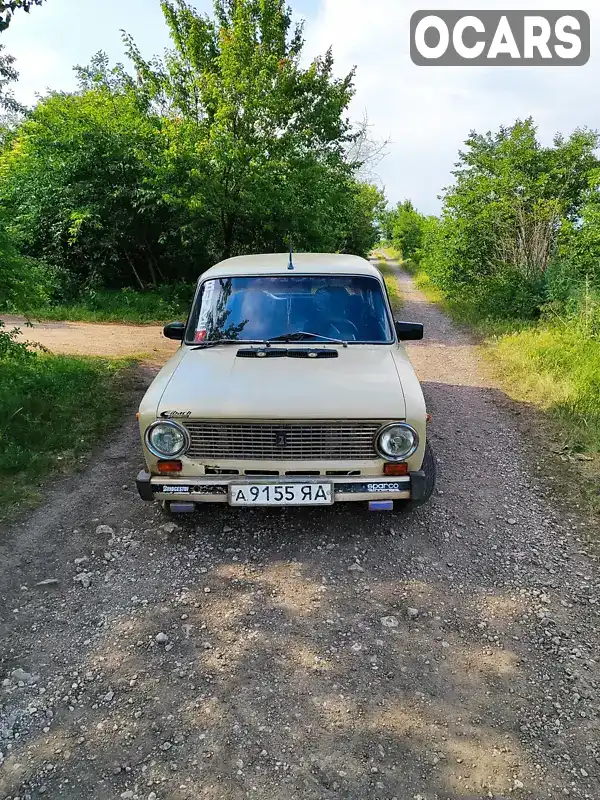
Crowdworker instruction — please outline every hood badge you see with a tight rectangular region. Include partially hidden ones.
[160,411,192,419]
[275,430,289,448]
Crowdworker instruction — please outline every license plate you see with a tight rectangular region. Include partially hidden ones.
[229,482,333,507]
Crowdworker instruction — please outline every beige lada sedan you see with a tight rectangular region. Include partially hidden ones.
[136,253,435,514]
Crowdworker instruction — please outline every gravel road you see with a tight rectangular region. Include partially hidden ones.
[1,259,599,800]
[0,316,178,359]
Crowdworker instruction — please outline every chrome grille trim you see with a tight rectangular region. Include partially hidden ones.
[183,421,383,461]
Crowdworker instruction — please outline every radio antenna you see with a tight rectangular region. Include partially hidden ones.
[287,235,294,270]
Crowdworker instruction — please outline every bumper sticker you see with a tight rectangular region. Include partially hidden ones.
[367,482,405,492]
[194,280,216,342]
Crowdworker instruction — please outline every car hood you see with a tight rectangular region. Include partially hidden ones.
[155,346,407,420]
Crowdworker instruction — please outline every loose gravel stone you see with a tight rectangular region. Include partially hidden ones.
[160,522,179,534]
[347,563,364,573]
[35,578,59,587]
[95,524,115,536]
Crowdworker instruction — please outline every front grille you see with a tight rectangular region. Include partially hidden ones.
[183,421,382,461]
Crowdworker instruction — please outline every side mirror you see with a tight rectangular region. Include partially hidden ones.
[163,321,186,341]
[395,321,424,341]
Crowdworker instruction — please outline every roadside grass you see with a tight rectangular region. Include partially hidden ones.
[487,324,600,458]
[407,266,445,306]
[0,352,136,521]
[384,251,600,504]
[382,248,444,306]
[17,286,194,325]
[375,255,403,311]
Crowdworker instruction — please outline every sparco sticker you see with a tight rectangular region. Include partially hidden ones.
[367,483,403,493]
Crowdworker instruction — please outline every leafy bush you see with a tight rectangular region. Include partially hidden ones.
[379,200,428,262]
[26,282,196,324]
[0,217,54,312]
[0,1,384,301]
[0,330,132,516]
[417,119,599,325]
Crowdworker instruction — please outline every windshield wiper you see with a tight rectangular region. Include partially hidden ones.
[268,331,348,347]
[191,339,265,351]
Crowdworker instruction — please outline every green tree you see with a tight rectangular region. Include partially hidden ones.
[422,119,599,317]
[126,0,359,259]
[390,200,426,261]
[0,44,23,112]
[0,0,381,303]
[336,183,386,255]
[0,73,182,289]
[0,0,44,31]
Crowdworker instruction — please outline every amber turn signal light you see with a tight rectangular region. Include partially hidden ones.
[157,460,183,473]
[384,462,409,476]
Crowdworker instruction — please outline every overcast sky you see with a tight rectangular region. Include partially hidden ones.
[4,0,599,213]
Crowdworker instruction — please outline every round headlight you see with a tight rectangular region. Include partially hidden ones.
[145,421,189,458]
[376,423,419,461]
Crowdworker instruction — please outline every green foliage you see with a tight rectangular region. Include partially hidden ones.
[124,0,369,258]
[0,0,382,315]
[379,200,428,263]
[397,118,600,472]
[376,257,402,312]
[28,283,195,324]
[1,80,178,290]
[0,347,132,517]
[0,213,53,310]
[0,0,43,31]
[391,201,424,261]
[338,183,386,256]
[419,118,600,321]
[488,325,600,465]
[0,43,22,112]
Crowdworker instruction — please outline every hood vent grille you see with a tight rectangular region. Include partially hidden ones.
[237,348,287,359]
[237,348,338,359]
[288,349,338,359]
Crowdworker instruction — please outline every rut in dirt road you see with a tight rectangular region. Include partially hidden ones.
[1,258,599,800]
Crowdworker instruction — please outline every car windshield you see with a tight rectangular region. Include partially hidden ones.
[185,275,394,344]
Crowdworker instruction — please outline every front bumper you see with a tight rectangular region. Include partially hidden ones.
[136,471,427,505]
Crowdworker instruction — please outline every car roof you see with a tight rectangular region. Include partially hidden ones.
[200,253,383,281]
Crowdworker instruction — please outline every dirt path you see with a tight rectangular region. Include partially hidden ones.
[1,259,599,800]
[0,315,179,359]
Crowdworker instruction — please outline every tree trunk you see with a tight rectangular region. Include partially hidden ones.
[124,250,145,291]
[146,251,158,288]
[222,211,235,260]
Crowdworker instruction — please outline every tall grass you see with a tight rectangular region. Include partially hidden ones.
[391,257,600,469]
[376,255,402,311]
[489,325,600,457]
[0,328,134,519]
